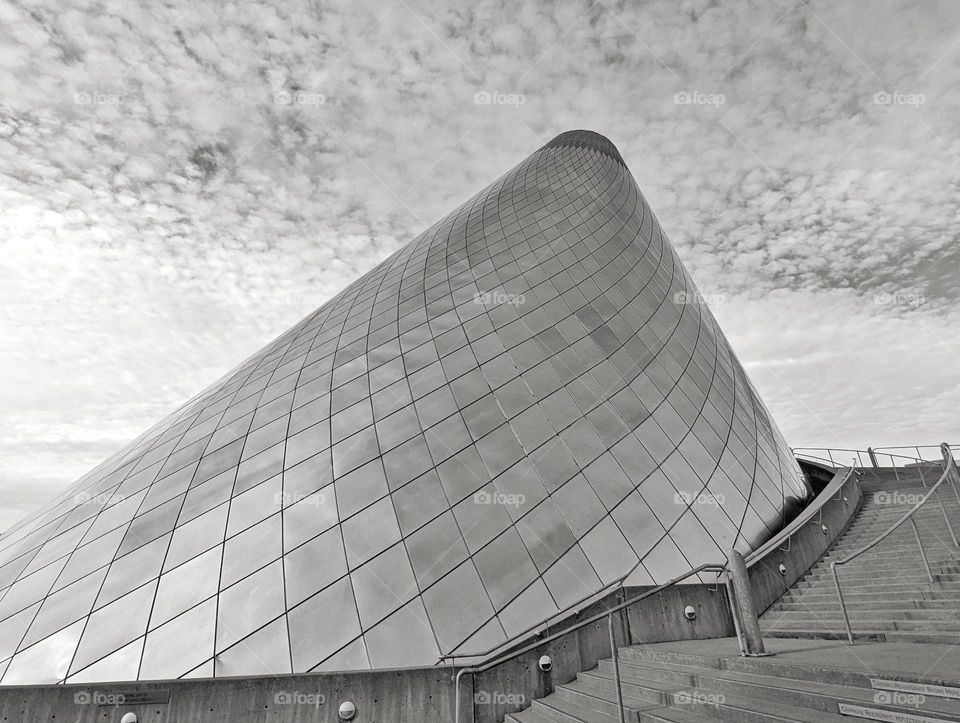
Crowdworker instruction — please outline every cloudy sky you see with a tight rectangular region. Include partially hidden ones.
[1,0,958,531]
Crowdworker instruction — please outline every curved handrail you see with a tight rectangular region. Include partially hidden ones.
[451,562,729,723]
[437,557,645,664]
[745,466,857,568]
[829,443,960,644]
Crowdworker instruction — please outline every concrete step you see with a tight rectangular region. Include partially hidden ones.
[834,516,958,529]
[561,668,849,722]
[831,529,960,545]
[761,618,960,632]
[636,706,718,722]
[834,522,960,536]
[802,564,960,581]
[843,516,960,528]
[762,628,960,645]
[801,570,960,584]
[792,580,960,593]
[856,505,960,515]
[506,707,556,723]
[830,531,960,544]
[807,563,960,578]
[618,641,960,686]
[776,590,960,606]
[553,680,650,719]
[529,693,633,723]
[764,607,960,621]
[815,553,960,568]
[768,598,960,612]
[856,503,960,514]
[590,660,960,721]
[820,554,960,567]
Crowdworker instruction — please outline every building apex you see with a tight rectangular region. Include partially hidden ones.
[541,129,626,167]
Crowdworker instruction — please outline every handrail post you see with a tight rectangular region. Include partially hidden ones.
[867,447,878,468]
[909,516,934,583]
[942,443,960,505]
[724,570,747,656]
[934,489,959,548]
[830,562,854,644]
[608,612,625,723]
[726,549,766,655]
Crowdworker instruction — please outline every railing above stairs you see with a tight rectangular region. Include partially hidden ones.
[446,550,779,723]
[830,442,960,644]
[793,444,958,486]
[448,445,947,721]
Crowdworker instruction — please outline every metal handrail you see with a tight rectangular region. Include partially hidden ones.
[793,446,946,486]
[437,558,645,664]
[830,443,960,644]
[793,445,954,471]
[452,562,730,723]
[744,466,857,567]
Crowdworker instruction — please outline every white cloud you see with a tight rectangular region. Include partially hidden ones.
[1,0,959,530]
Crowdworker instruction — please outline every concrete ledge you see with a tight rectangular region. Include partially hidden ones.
[746,467,864,614]
[0,667,462,722]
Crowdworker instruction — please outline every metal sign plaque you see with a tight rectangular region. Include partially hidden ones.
[871,678,960,701]
[838,703,944,723]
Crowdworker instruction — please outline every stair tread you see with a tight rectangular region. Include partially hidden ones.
[583,665,960,721]
[563,674,850,722]
[636,704,720,722]
[506,709,555,723]
[507,482,960,723]
[533,694,624,722]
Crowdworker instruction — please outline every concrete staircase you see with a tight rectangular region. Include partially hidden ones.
[502,470,960,722]
[854,464,943,494]
[505,637,960,722]
[761,484,960,644]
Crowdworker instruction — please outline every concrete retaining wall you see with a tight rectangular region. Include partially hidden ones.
[747,469,863,614]
[469,582,734,722]
[0,470,860,723]
[0,583,733,723]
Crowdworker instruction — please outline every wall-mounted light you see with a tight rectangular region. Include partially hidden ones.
[339,701,357,721]
[538,655,553,673]
[684,605,696,621]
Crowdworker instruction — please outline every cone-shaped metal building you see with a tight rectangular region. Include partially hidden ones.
[0,130,806,684]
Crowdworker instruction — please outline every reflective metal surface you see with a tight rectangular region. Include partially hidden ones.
[0,130,806,682]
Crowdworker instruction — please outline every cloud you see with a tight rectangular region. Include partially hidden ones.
[1,0,959,529]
